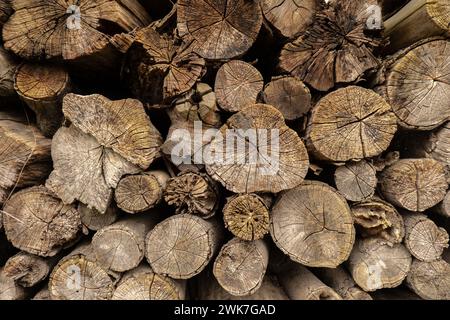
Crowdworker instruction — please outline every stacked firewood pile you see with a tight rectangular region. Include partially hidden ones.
[0,0,450,300]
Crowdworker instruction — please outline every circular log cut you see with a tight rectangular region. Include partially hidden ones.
[334,160,377,202]
[406,258,450,300]
[3,252,55,287]
[79,203,119,232]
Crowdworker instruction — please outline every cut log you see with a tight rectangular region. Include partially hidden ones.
[14,63,71,137]
[163,171,219,219]
[177,0,263,60]
[351,197,405,244]
[145,214,223,279]
[3,252,56,287]
[383,39,450,130]
[261,0,319,39]
[347,238,412,292]
[206,104,310,193]
[270,180,355,268]
[306,86,397,162]
[384,0,450,52]
[0,269,30,300]
[223,193,271,241]
[215,60,264,113]
[92,214,160,273]
[334,160,377,202]
[314,267,372,300]
[278,262,342,300]
[79,203,119,232]
[403,213,449,262]
[115,171,170,214]
[123,26,206,107]
[279,0,382,91]
[213,238,269,297]
[262,76,312,121]
[2,0,151,60]
[379,158,447,212]
[48,242,115,300]
[435,191,450,218]
[112,264,186,300]
[406,258,450,300]
[0,46,18,98]
[0,112,52,204]
[3,186,81,257]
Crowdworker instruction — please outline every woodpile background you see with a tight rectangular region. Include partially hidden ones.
[0,0,450,300]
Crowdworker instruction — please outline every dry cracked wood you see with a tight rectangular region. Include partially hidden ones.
[213,238,269,297]
[406,258,450,300]
[0,269,30,300]
[79,203,119,232]
[306,86,397,162]
[270,180,355,268]
[379,158,447,212]
[279,0,382,91]
[435,191,450,218]
[2,0,151,60]
[347,238,412,292]
[3,186,81,257]
[0,46,18,98]
[145,214,223,279]
[206,104,309,193]
[334,160,377,202]
[412,122,450,167]
[177,0,263,60]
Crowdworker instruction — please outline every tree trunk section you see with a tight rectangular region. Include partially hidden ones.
[434,190,450,218]
[79,203,119,233]
[0,269,30,300]
[406,258,450,300]
[334,160,377,202]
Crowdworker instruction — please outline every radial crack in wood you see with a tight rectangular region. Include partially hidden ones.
[406,258,450,300]
[334,160,377,202]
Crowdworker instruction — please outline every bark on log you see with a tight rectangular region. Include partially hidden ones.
[306,86,397,162]
[0,46,18,99]
[347,238,412,292]
[262,76,312,121]
[406,258,450,300]
[112,264,186,300]
[115,171,169,214]
[379,158,448,212]
[279,0,382,91]
[215,60,264,113]
[270,180,355,268]
[351,197,405,244]
[14,63,71,137]
[223,193,271,241]
[334,160,377,202]
[403,213,449,262]
[92,214,160,273]
[3,186,81,257]
[79,203,119,232]
[164,171,219,219]
[145,214,223,279]
[384,0,450,52]
[213,238,269,297]
[206,104,310,193]
[177,0,263,60]
[0,269,30,300]
[0,112,52,204]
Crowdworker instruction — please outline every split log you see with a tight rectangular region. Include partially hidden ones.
[177,0,263,60]
[115,171,170,214]
[0,269,30,300]
[163,171,219,219]
[261,0,319,39]
[435,191,450,218]
[403,213,449,262]
[92,214,160,273]
[306,86,397,162]
[145,214,223,279]
[46,93,162,213]
[79,203,119,232]
[123,26,206,107]
[2,186,81,257]
[279,0,382,91]
[14,63,71,137]
[351,197,405,244]
[0,46,18,99]
[347,238,412,292]
[334,160,377,202]
[206,104,310,193]
[48,242,115,300]
[278,262,342,300]
[213,238,269,297]
[112,264,186,300]
[270,180,355,268]
[32,286,50,300]
[406,258,450,300]
[384,0,450,52]
[379,158,448,212]
[223,193,271,241]
[2,0,151,60]
[314,267,372,300]
[215,60,264,113]
[262,76,312,121]
[0,112,52,204]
